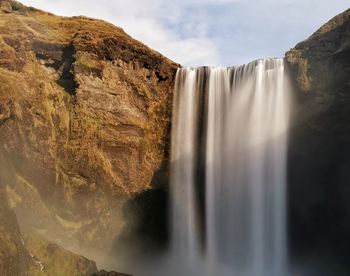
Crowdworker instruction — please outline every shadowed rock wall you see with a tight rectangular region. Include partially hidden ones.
[286,8,350,276]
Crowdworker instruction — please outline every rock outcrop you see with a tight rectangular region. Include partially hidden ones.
[25,233,98,275]
[92,270,132,276]
[2,150,111,275]
[0,0,178,257]
[286,9,350,276]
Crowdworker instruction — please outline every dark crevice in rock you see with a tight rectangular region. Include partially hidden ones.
[32,41,64,65]
[143,62,150,69]
[33,42,79,95]
[56,44,79,95]
[155,71,168,82]
[35,53,62,70]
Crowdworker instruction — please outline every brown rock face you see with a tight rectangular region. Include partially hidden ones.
[285,9,350,276]
[1,150,101,275]
[0,187,29,276]
[0,0,178,253]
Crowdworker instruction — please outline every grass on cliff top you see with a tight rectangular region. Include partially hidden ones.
[26,8,129,43]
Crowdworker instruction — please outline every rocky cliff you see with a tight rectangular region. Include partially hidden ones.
[1,0,350,275]
[286,8,350,276]
[0,0,178,260]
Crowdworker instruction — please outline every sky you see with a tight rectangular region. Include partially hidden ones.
[20,0,349,66]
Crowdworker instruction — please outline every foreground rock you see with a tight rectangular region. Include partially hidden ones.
[0,0,178,253]
[286,8,350,276]
[25,233,98,275]
[92,270,132,276]
[0,187,29,276]
[1,159,108,276]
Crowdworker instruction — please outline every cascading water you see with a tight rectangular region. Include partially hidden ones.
[170,59,290,276]
[170,68,201,261]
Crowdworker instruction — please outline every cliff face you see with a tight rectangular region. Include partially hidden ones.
[285,9,350,276]
[0,0,178,253]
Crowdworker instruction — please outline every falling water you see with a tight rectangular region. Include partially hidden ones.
[170,59,290,276]
[170,68,201,261]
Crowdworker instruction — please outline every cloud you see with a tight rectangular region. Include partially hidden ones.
[20,0,349,66]
[20,0,220,66]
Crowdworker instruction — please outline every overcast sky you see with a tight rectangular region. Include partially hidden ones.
[20,0,349,66]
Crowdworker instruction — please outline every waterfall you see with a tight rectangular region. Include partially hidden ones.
[170,68,201,260]
[170,59,290,276]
